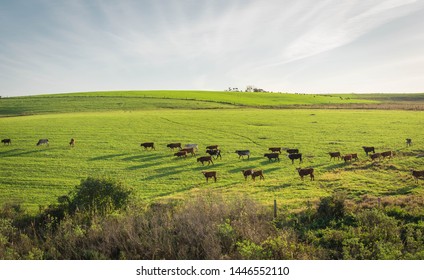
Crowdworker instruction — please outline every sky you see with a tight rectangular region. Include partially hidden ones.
[1,0,424,96]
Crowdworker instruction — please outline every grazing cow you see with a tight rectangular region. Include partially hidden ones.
[202,171,217,182]
[206,149,222,159]
[184,144,198,151]
[206,145,219,150]
[1,139,11,145]
[181,147,196,156]
[370,153,381,161]
[235,150,250,159]
[69,138,75,147]
[167,143,181,150]
[411,170,424,183]
[288,153,302,164]
[36,139,49,146]
[406,138,412,147]
[343,154,352,162]
[140,142,155,150]
[350,153,359,160]
[251,170,265,181]
[381,151,393,159]
[174,151,187,158]
[264,153,280,162]
[286,148,299,154]
[296,168,314,181]
[362,146,375,156]
[329,152,341,160]
[268,147,281,153]
[242,169,253,180]
[197,156,214,165]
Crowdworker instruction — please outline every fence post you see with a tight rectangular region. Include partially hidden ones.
[274,199,277,218]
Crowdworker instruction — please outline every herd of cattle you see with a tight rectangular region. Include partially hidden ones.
[1,137,423,184]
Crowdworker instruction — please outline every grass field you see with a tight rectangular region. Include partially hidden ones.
[1,92,423,212]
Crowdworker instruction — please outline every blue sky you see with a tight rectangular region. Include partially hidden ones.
[1,0,423,96]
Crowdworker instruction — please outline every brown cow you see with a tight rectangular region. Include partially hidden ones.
[370,153,381,161]
[202,171,217,182]
[167,143,181,150]
[251,170,265,181]
[242,169,253,180]
[264,153,280,162]
[269,147,281,153]
[411,170,424,183]
[296,168,314,181]
[197,156,214,165]
[174,151,187,158]
[381,151,393,159]
[350,153,358,160]
[181,147,196,156]
[343,154,352,162]
[206,145,219,150]
[140,142,155,150]
[69,138,75,147]
[329,152,341,160]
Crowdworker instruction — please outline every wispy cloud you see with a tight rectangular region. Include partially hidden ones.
[0,0,423,95]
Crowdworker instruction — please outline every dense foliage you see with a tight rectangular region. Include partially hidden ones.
[1,179,423,260]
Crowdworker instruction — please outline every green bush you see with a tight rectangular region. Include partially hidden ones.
[70,177,133,215]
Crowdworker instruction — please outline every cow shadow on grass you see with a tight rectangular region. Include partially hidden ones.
[126,161,159,170]
[0,148,24,156]
[265,183,292,192]
[123,154,169,162]
[89,153,128,161]
[384,185,417,196]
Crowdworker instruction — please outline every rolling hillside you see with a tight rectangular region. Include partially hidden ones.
[0,91,423,212]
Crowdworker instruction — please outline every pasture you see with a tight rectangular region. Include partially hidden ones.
[1,99,423,212]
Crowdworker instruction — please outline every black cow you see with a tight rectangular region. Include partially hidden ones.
[362,146,375,156]
[264,153,280,162]
[288,153,302,164]
[235,150,250,159]
[286,148,299,154]
[411,170,424,183]
[36,139,49,146]
[167,143,181,150]
[406,138,412,147]
[1,139,11,145]
[140,142,155,150]
[69,138,75,147]
[206,149,221,159]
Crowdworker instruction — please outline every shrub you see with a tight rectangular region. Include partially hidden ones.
[69,177,133,215]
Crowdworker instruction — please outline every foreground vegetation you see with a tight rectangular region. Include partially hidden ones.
[1,177,423,260]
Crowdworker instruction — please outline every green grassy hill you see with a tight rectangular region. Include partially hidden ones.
[1,91,423,212]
